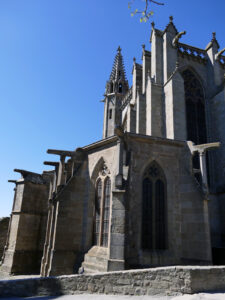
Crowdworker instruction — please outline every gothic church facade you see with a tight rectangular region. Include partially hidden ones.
[1,17,225,276]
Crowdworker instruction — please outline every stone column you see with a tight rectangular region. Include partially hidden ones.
[199,150,208,192]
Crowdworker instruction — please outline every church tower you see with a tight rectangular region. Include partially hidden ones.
[103,47,129,138]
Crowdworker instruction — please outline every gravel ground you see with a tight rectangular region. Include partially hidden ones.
[1,294,225,300]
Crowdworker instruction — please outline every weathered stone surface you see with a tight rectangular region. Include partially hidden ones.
[0,217,9,260]
[1,266,225,298]
[2,18,225,277]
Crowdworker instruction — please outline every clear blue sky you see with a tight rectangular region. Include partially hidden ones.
[0,0,225,217]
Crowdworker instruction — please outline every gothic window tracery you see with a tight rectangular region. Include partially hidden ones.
[182,69,210,186]
[182,69,207,145]
[142,161,166,250]
[93,163,111,248]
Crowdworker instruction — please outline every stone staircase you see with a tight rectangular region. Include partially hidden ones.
[81,246,109,274]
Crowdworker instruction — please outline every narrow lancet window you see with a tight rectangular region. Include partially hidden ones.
[93,164,111,248]
[155,179,165,250]
[94,179,102,245]
[182,69,207,145]
[142,162,166,250]
[142,178,153,249]
[182,69,210,186]
[101,177,111,247]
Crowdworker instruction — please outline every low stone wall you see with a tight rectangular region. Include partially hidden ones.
[0,217,9,260]
[0,266,225,298]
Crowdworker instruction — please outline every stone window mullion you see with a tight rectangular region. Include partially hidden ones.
[99,177,105,246]
[142,162,167,251]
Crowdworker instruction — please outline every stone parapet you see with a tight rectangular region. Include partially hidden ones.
[1,266,225,297]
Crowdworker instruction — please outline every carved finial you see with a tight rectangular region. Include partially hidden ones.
[212,32,216,40]
[142,44,145,50]
[117,46,121,53]
[169,16,173,23]
[151,21,155,29]
[133,57,136,63]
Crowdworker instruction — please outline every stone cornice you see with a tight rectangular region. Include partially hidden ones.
[82,136,118,152]
[125,132,185,147]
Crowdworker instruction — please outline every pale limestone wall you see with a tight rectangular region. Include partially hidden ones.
[1,266,225,297]
[163,27,177,82]
[165,72,186,140]
[146,79,163,137]
[47,143,119,276]
[0,217,9,259]
[88,142,118,181]
[125,136,211,268]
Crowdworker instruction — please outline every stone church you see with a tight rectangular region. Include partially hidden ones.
[1,17,225,277]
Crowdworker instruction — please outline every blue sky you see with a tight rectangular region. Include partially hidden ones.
[0,0,225,217]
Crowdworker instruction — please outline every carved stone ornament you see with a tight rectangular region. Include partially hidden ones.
[100,163,110,177]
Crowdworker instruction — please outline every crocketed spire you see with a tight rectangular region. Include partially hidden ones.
[105,47,129,95]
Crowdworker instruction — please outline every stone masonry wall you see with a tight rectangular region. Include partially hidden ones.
[0,217,9,260]
[1,266,225,297]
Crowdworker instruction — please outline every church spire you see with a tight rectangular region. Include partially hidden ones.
[106,47,129,95]
[103,47,129,139]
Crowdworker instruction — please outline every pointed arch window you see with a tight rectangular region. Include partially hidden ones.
[142,162,167,250]
[182,69,210,186]
[94,167,111,247]
[182,69,207,145]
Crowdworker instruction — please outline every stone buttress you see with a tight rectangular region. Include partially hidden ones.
[2,17,225,276]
